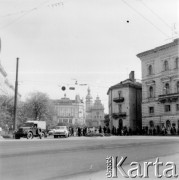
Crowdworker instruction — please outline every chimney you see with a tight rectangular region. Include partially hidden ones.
[129,71,135,82]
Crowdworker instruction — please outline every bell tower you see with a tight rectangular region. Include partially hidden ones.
[85,87,93,112]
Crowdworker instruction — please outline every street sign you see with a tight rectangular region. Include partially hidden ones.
[61,86,66,91]
[69,87,75,90]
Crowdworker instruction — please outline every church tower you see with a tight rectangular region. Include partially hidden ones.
[85,87,93,112]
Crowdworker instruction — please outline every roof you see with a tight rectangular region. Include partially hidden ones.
[107,79,142,95]
[52,97,83,105]
[136,38,179,58]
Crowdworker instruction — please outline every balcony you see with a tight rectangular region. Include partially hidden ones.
[112,112,126,119]
[113,97,124,103]
[158,93,179,103]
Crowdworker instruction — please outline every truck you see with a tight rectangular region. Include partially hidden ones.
[14,120,47,139]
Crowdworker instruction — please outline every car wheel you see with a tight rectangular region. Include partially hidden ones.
[54,135,57,138]
[27,132,33,139]
[15,135,20,139]
[41,132,45,138]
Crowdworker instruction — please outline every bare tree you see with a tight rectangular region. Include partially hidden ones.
[25,92,54,126]
[0,95,14,129]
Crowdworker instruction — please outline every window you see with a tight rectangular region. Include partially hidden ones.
[149,86,154,98]
[177,82,179,93]
[149,107,154,114]
[164,83,170,94]
[175,57,178,69]
[176,104,179,111]
[118,104,122,113]
[149,121,154,128]
[164,60,169,71]
[165,105,171,112]
[148,65,152,75]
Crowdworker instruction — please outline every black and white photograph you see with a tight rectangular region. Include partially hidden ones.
[0,0,179,179]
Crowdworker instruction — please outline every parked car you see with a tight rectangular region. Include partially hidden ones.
[48,129,55,135]
[54,126,69,138]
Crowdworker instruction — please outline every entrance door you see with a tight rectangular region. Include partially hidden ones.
[118,119,123,129]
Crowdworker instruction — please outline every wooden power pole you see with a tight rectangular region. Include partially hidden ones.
[13,58,19,131]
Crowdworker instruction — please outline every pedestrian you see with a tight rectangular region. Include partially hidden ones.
[99,126,102,133]
[78,127,81,137]
[71,127,74,136]
[103,126,106,134]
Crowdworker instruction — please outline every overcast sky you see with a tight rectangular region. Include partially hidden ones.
[0,0,178,113]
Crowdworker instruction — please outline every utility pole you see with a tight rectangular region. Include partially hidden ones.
[13,58,19,131]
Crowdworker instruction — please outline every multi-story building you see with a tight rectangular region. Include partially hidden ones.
[85,87,105,127]
[137,38,179,133]
[0,39,15,97]
[53,94,85,126]
[107,71,142,132]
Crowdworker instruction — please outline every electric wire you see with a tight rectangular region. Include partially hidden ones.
[0,0,54,30]
[138,0,173,31]
[121,0,170,38]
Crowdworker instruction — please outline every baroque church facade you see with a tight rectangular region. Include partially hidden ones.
[85,87,105,127]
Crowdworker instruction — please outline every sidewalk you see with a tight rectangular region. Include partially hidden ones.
[66,153,179,180]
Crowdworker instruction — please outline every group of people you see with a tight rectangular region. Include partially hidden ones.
[68,126,111,136]
[68,125,179,137]
[111,126,134,136]
[146,126,178,136]
[111,125,179,136]
[68,127,88,136]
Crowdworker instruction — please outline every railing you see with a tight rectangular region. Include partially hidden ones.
[112,112,126,119]
[158,92,179,103]
[113,97,124,103]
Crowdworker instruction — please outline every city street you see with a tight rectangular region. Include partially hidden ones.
[0,136,179,180]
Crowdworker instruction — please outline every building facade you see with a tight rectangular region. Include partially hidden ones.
[0,40,15,97]
[107,71,142,133]
[137,38,179,134]
[85,87,105,127]
[53,94,85,126]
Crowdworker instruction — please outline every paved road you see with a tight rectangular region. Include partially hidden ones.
[0,136,179,180]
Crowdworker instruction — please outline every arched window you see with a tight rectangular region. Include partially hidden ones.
[164,60,169,71]
[148,65,152,75]
[149,86,154,98]
[175,57,178,69]
[164,83,170,94]
[177,81,179,93]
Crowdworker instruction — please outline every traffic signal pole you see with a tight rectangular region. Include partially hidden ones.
[13,58,19,131]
